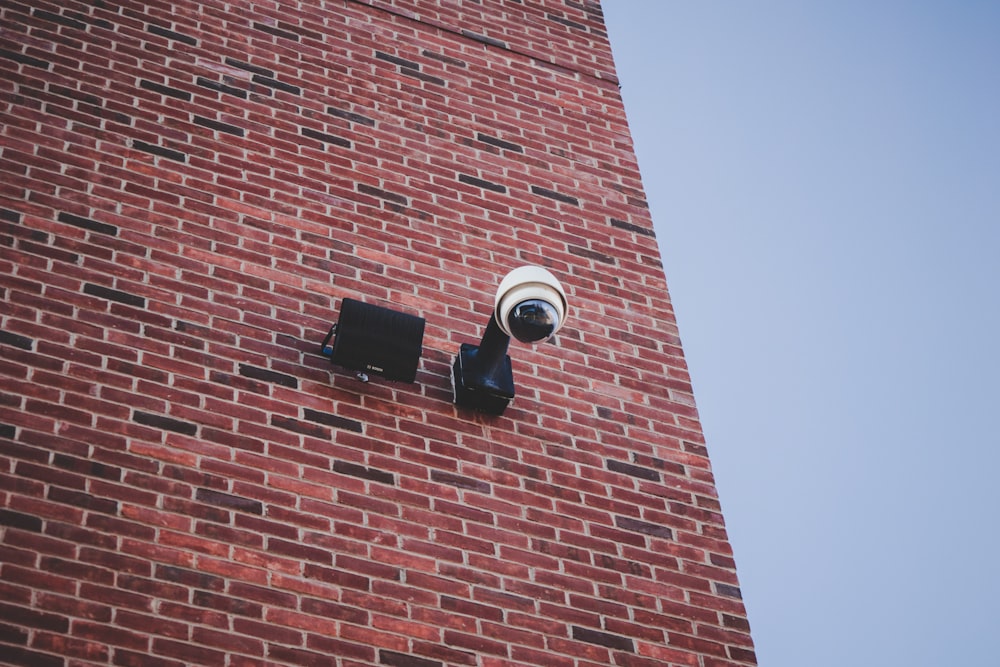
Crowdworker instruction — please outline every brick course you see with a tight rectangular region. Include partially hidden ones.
[1,0,755,665]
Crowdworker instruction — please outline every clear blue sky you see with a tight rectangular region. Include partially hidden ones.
[603,2,1000,665]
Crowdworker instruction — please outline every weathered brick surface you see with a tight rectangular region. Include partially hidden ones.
[0,0,755,665]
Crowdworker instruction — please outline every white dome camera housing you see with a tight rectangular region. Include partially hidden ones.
[493,265,568,344]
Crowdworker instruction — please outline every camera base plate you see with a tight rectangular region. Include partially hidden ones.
[452,343,515,415]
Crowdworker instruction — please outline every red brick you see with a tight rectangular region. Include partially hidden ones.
[157,601,228,630]
[263,608,338,636]
[443,628,512,656]
[508,647,576,667]
[0,565,69,600]
[111,648,184,667]
[115,610,190,640]
[191,626,265,656]
[31,630,110,662]
[152,637,228,665]
[73,619,150,651]
[0,600,69,634]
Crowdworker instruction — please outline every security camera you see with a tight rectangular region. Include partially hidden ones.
[453,265,570,415]
[493,265,568,343]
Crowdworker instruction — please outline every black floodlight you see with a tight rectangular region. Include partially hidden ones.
[321,298,425,383]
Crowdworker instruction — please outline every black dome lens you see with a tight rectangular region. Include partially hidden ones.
[507,299,559,343]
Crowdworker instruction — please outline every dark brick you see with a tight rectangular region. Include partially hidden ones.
[194,115,245,137]
[48,487,118,514]
[44,82,103,104]
[682,440,709,457]
[0,602,69,633]
[0,208,20,222]
[460,30,507,49]
[303,408,363,433]
[132,140,186,162]
[0,622,28,645]
[716,583,743,599]
[196,77,248,99]
[421,50,467,67]
[300,127,351,148]
[458,174,506,194]
[615,516,673,540]
[251,74,300,95]
[155,565,225,592]
[225,58,274,77]
[253,21,300,41]
[19,239,78,264]
[192,591,262,618]
[195,488,263,515]
[0,509,43,532]
[356,183,408,206]
[476,133,524,153]
[0,49,51,70]
[375,51,420,70]
[531,185,579,206]
[76,11,113,30]
[430,470,490,494]
[610,217,655,237]
[569,245,616,265]
[0,330,34,350]
[132,411,198,436]
[139,79,192,101]
[380,649,442,667]
[238,363,298,388]
[83,283,145,307]
[723,613,751,631]
[400,68,446,86]
[0,424,14,439]
[32,8,88,30]
[546,13,589,31]
[146,24,198,46]
[333,461,395,485]
[327,107,376,126]
[571,625,635,652]
[0,645,63,667]
[607,459,660,481]
[270,415,328,438]
[52,454,121,481]
[3,222,47,242]
[630,453,685,477]
[57,211,118,236]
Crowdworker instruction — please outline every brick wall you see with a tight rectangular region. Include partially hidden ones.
[0,1,756,665]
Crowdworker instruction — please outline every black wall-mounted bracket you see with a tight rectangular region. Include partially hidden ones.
[452,316,516,415]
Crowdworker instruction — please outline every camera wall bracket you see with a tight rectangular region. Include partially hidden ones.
[452,316,516,415]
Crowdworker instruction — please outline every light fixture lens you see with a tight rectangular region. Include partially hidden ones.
[507,299,559,343]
